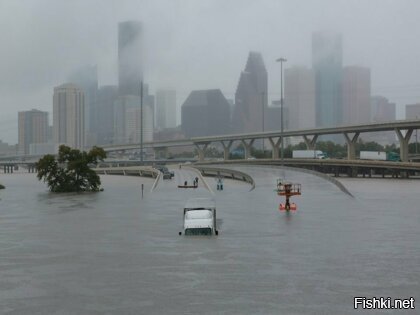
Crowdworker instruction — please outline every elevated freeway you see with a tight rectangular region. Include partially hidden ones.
[99,119,420,162]
[196,158,420,178]
[3,119,420,175]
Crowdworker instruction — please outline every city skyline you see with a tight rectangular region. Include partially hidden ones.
[1,0,420,144]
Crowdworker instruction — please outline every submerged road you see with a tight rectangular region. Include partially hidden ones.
[0,165,418,314]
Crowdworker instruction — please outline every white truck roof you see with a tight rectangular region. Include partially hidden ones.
[185,210,213,220]
[184,198,216,210]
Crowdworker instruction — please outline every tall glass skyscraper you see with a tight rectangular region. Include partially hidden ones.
[118,20,143,96]
[233,52,268,134]
[312,31,343,128]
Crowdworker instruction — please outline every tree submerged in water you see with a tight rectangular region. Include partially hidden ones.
[36,145,106,192]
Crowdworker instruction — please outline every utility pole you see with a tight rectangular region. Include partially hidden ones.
[276,57,287,164]
[140,81,143,163]
[261,91,265,154]
[416,116,418,155]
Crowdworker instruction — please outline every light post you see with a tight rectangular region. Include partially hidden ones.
[416,115,418,155]
[140,81,143,163]
[261,91,265,154]
[276,57,287,162]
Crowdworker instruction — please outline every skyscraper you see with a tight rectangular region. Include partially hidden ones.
[181,89,231,137]
[113,84,154,144]
[96,85,118,145]
[371,96,396,122]
[233,52,267,134]
[125,104,154,143]
[312,31,343,128]
[284,66,316,130]
[118,20,142,96]
[67,65,98,144]
[156,89,177,129]
[405,103,420,120]
[366,95,396,144]
[18,109,48,155]
[342,66,371,125]
[53,83,85,149]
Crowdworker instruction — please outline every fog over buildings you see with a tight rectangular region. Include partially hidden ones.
[1,0,420,145]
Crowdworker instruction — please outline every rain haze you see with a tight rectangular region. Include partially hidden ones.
[1,0,420,144]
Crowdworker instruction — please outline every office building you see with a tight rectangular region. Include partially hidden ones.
[67,65,98,144]
[364,96,396,144]
[284,66,316,130]
[406,103,420,120]
[118,20,143,96]
[181,89,230,137]
[96,85,118,145]
[156,89,177,129]
[342,66,371,125]
[113,85,154,144]
[53,83,85,149]
[18,109,48,155]
[371,96,396,122]
[0,140,16,156]
[312,31,343,128]
[232,51,268,134]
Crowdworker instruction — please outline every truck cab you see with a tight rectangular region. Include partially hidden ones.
[179,198,218,236]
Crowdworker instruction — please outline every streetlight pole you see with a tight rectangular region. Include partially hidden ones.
[416,115,418,155]
[140,81,143,163]
[261,91,265,154]
[276,57,287,163]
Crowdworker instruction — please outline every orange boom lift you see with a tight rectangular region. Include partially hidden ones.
[276,179,301,211]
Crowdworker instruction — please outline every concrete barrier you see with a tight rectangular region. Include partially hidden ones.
[94,166,160,179]
[191,165,255,191]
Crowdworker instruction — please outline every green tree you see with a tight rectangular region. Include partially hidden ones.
[36,145,106,192]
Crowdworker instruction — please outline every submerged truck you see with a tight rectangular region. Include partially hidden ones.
[359,151,400,161]
[292,150,327,159]
[179,198,218,236]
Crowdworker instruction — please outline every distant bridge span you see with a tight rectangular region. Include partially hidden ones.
[101,119,420,162]
[2,119,420,164]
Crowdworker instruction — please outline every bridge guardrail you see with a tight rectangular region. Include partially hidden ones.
[94,166,160,178]
[192,165,255,191]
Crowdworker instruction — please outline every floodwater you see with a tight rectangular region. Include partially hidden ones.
[0,166,418,314]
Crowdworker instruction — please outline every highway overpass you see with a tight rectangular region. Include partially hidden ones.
[100,119,420,162]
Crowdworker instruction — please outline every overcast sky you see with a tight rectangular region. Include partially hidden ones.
[1,0,420,144]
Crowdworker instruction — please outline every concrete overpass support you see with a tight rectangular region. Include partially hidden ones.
[302,135,318,150]
[395,128,413,162]
[268,137,282,159]
[343,132,360,160]
[241,139,255,159]
[221,140,233,160]
[195,143,209,161]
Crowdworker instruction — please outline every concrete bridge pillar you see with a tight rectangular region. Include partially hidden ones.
[343,132,360,160]
[28,164,36,173]
[302,135,318,150]
[241,139,255,159]
[395,128,413,162]
[221,140,233,160]
[268,137,282,159]
[195,143,209,161]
